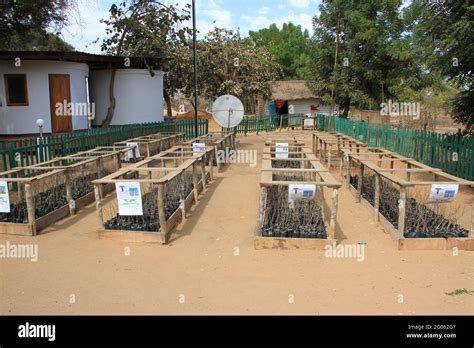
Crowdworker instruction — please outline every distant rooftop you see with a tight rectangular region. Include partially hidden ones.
[270,80,320,100]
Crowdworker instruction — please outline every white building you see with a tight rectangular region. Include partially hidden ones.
[0,51,164,135]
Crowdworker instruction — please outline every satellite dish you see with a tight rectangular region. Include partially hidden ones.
[212,95,244,128]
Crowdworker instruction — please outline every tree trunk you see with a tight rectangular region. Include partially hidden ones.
[101,68,117,128]
[164,90,173,119]
[340,98,351,118]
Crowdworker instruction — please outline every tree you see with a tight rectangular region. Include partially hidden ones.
[100,0,191,125]
[407,0,473,128]
[195,28,281,112]
[306,0,424,118]
[162,42,193,118]
[0,0,73,50]
[249,22,311,80]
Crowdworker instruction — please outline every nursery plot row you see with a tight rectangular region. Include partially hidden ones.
[0,150,125,236]
[68,146,132,167]
[183,132,235,170]
[255,140,341,250]
[265,131,308,143]
[114,132,184,162]
[264,140,307,169]
[313,131,367,168]
[93,145,215,244]
[343,149,473,250]
[341,147,405,186]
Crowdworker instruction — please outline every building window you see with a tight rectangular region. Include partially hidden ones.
[4,74,28,106]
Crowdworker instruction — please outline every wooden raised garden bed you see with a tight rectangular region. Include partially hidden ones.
[344,151,473,250]
[93,145,215,244]
[182,132,235,171]
[113,132,185,162]
[0,150,123,236]
[255,140,342,250]
[312,131,367,168]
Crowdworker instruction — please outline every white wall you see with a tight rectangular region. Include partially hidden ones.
[287,98,332,115]
[0,60,89,134]
[90,69,164,126]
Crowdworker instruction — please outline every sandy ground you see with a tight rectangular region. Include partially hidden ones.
[0,134,473,315]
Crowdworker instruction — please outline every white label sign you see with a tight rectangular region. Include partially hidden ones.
[288,184,316,202]
[115,182,143,216]
[193,143,206,156]
[126,142,140,161]
[427,184,459,203]
[0,180,11,213]
[275,143,289,159]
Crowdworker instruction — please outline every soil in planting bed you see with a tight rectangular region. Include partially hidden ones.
[104,173,194,232]
[351,174,469,239]
[261,175,327,239]
[271,159,301,169]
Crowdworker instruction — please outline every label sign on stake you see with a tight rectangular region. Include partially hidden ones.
[275,143,289,159]
[288,184,316,201]
[427,184,459,203]
[115,182,143,216]
[0,180,11,213]
[126,142,140,161]
[193,143,206,157]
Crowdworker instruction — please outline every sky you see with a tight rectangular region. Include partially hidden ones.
[62,0,323,54]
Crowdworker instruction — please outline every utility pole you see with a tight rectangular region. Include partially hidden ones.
[192,0,199,137]
[329,19,340,133]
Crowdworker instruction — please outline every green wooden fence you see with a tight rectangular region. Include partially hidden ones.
[223,114,305,135]
[317,116,474,181]
[0,119,208,171]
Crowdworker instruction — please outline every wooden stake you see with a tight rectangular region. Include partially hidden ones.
[357,163,364,203]
[374,173,381,222]
[157,184,168,244]
[208,150,214,181]
[330,188,338,236]
[192,161,199,201]
[255,187,267,236]
[65,169,75,215]
[200,158,206,190]
[25,183,36,235]
[398,186,407,239]
[94,184,104,229]
[345,156,351,186]
[215,145,222,171]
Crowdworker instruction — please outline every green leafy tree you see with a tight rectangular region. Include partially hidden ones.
[249,22,310,80]
[407,0,473,128]
[307,0,424,118]
[0,0,73,50]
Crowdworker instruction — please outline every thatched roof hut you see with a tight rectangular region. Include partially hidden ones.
[269,80,319,100]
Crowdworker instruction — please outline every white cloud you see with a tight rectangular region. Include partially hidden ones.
[288,0,312,8]
[61,0,108,54]
[201,8,232,28]
[196,0,233,34]
[241,10,316,35]
[241,15,274,32]
[60,0,318,52]
[281,11,315,32]
[258,6,271,15]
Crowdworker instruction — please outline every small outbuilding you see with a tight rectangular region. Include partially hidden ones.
[259,80,333,116]
[0,51,164,135]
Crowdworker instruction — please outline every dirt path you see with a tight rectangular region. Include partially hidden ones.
[1,134,473,315]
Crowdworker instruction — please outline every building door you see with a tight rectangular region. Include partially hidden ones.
[49,74,72,133]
